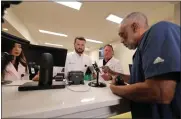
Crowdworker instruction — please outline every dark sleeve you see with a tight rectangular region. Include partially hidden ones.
[141,22,180,82]
[149,72,180,82]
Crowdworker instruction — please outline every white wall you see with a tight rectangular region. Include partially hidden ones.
[89,41,135,75]
[112,41,135,74]
[174,2,180,25]
[5,8,38,44]
[89,49,99,64]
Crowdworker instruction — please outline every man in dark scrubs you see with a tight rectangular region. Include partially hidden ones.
[109,12,180,119]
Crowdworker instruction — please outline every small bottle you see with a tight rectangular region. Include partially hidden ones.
[84,74,91,81]
[84,67,92,81]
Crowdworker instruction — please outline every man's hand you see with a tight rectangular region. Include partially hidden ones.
[109,75,123,94]
[101,73,112,81]
[101,66,122,76]
[109,77,117,94]
[101,66,111,73]
[111,75,118,84]
[32,71,39,81]
[109,77,177,104]
[110,84,117,94]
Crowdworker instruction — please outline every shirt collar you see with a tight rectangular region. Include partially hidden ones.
[103,56,113,63]
[133,30,149,59]
[137,29,150,49]
[73,51,84,57]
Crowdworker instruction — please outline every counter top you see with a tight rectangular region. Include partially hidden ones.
[2,79,124,118]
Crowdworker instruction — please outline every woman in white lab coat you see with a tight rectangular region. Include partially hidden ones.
[2,42,29,81]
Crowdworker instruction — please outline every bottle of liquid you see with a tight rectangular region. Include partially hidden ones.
[84,67,92,81]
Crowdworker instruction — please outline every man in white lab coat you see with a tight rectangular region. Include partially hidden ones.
[98,44,123,81]
[64,37,92,78]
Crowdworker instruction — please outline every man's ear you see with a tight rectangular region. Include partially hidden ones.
[131,22,139,33]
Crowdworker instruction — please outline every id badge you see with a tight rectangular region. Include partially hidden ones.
[31,67,35,74]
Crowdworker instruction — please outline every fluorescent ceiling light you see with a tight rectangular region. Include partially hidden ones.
[3,28,8,31]
[56,1,82,10]
[86,38,103,44]
[39,29,67,37]
[106,14,123,24]
[45,42,63,47]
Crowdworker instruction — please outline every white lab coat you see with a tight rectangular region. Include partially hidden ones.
[64,52,92,78]
[3,62,29,81]
[97,57,123,74]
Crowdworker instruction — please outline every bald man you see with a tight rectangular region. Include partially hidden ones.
[109,12,180,119]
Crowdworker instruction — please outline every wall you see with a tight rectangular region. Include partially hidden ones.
[112,41,135,74]
[89,49,99,64]
[174,2,180,25]
[4,8,38,44]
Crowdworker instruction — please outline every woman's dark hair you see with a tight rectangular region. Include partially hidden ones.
[6,41,28,72]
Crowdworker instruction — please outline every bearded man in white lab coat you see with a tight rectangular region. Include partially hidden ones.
[64,37,92,78]
[98,44,123,81]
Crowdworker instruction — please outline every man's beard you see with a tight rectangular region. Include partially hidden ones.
[125,40,138,50]
[127,45,137,50]
[75,48,84,54]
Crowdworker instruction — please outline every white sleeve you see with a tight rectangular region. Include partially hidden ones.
[114,60,123,74]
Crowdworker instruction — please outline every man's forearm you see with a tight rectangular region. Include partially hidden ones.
[120,74,130,83]
[110,71,130,83]
[109,70,121,76]
[110,82,160,103]
[109,70,130,83]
